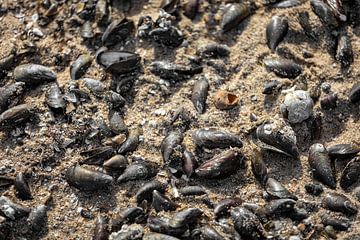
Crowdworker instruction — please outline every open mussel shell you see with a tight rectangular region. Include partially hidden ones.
[340,157,360,190]
[14,64,56,85]
[255,119,299,160]
[143,233,180,240]
[308,143,336,189]
[65,165,113,191]
[96,49,141,75]
[102,18,135,46]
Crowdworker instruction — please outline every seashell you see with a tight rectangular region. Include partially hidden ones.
[102,18,135,47]
[231,207,267,240]
[95,0,109,25]
[143,233,180,240]
[105,91,126,109]
[214,90,238,110]
[349,83,360,104]
[118,128,141,154]
[200,226,224,240]
[221,4,250,33]
[308,143,336,188]
[70,54,92,80]
[192,128,242,149]
[108,224,144,240]
[137,16,154,39]
[111,207,146,232]
[322,192,358,215]
[191,77,209,114]
[197,43,230,58]
[310,0,339,27]
[65,165,113,191]
[321,214,350,231]
[135,180,166,204]
[0,82,25,114]
[152,190,177,212]
[0,104,33,128]
[340,157,360,189]
[46,83,66,112]
[214,198,242,220]
[179,186,206,196]
[14,64,56,85]
[96,50,141,75]
[93,215,109,240]
[320,92,337,110]
[264,58,302,78]
[280,89,314,124]
[117,162,158,183]
[336,34,353,69]
[265,177,297,200]
[195,150,242,179]
[103,155,128,173]
[80,146,114,165]
[148,216,187,237]
[161,130,183,166]
[304,183,323,196]
[150,61,202,81]
[81,78,107,96]
[0,196,30,220]
[256,119,299,159]
[251,148,268,186]
[328,144,360,160]
[256,198,296,219]
[27,205,47,232]
[169,208,203,229]
[108,111,128,134]
[81,21,94,39]
[149,26,184,48]
[182,150,198,178]
[266,15,288,51]
[14,173,32,200]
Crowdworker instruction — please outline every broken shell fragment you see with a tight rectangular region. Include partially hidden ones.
[214,90,238,110]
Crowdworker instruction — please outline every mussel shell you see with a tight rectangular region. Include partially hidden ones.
[103,155,128,173]
[251,149,268,186]
[197,43,230,58]
[0,104,33,128]
[265,177,297,200]
[70,54,92,80]
[96,50,141,74]
[0,175,14,188]
[328,144,360,160]
[109,111,128,134]
[93,215,109,240]
[256,120,299,159]
[195,150,242,179]
[182,150,198,178]
[214,198,242,220]
[266,15,288,51]
[231,207,266,240]
[256,198,296,219]
[322,192,358,215]
[179,186,206,196]
[135,180,166,204]
[336,34,353,68]
[169,208,203,228]
[105,91,126,109]
[0,82,25,114]
[192,129,243,149]
[82,78,107,96]
[150,61,202,80]
[199,226,224,240]
[340,157,360,189]
[149,26,184,47]
[310,0,339,27]
[46,83,66,111]
[118,128,141,154]
[221,4,250,33]
[14,64,56,85]
[308,143,336,189]
[321,214,350,231]
[111,207,146,232]
[14,173,32,200]
[102,18,135,47]
[349,83,360,103]
[191,77,209,114]
[117,162,158,183]
[27,205,47,231]
[148,216,187,237]
[152,190,177,212]
[161,130,183,166]
[80,146,114,165]
[264,58,302,78]
[304,183,323,196]
[0,196,30,220]
[65,165,113,191]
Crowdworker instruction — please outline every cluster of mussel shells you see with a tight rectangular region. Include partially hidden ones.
[0,0,360,239]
